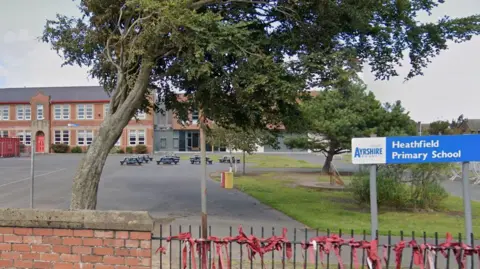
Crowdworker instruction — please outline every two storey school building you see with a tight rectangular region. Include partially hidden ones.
[0,86,154,153]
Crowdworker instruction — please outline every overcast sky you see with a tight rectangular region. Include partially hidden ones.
[0,0,479,123]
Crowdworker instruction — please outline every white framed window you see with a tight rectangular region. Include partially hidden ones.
[54,130,70,145]
[77,130,94,145]
[16,105,31,120]
[37,104,44,120]
[0,106,9,120]
[160,138,167,149]
[132,109,146,120]
[104,104,110,119]
[0,130,8,137]
[137,110,146,120]
[17,131,32,145]
[128,130,146,145]
[173,131,179,148]
[54,105,70,120]
[192,110,199,123]
[77,104,94,120]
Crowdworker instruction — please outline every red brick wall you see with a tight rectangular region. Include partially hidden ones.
[0,227,151,269]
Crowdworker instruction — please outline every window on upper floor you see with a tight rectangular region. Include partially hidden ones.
[77,104,94,120]
[0,130,8,137]
[192,110,199,123]
[131,109,146,120]
[54,105,70,120]
[37,104,44,120]
[16,105,31,120]
[104,104,110,119]
[138,110,146,119]
[0,106,9,121]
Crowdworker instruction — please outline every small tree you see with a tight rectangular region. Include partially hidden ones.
[285,83,416,173]
[427,115,468,135]
[207,125,277,174]
[428,120,451,135]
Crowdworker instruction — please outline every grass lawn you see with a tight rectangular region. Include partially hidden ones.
[212,172,480,237]
[178,153,320,168]
[340,153,352,163]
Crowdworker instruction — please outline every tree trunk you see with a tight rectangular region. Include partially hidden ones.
[322,151,335,174]
[69,60,153,210]
[242,150,246,175]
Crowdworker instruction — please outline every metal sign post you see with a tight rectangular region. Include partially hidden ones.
[30,139,35,208]
[369,164,378,239]
[462,162,473,269]
[352,134,479,244]
[199,113,207,239]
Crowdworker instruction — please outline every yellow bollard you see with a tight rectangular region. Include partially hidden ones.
[224,172,234,189]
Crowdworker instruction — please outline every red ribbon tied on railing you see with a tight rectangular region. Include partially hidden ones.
[302,234,346,269]
[155,228,480,269]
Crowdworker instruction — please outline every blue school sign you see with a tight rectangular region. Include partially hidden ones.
[351,134,480,164]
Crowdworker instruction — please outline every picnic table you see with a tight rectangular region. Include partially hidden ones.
[120,157,142,166]
[137,154,153,163]
[189,155,213,165]
[156,155,180,165]
[218,155,240,164]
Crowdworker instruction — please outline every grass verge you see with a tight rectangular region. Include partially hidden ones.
[178,153,320,168]
[211,172,480,237]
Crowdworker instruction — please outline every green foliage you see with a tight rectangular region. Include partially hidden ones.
[284,83,416,171]
[351,172,410,209]
[41,0,480,131]
[70,146,83,153]
[134,145,148,154]
[427,115,468,135]
[117,148,125,154]
[350,164,449,211]
[41,0,480,209]
[51,144,69,153]
[450,114,469,134]
[428,120,451,135]
[125,147,133,154]
[206,125,278,154]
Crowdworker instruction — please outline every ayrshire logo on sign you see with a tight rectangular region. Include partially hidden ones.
[351,134,480,165]
[351,137,386,164]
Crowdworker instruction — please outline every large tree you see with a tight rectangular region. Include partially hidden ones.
[43,0,480,209]
[285,84,417,173]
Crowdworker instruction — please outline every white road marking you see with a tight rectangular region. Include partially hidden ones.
[0,168,67,188]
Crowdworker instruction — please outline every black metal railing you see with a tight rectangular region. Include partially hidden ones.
[152,225,478,269]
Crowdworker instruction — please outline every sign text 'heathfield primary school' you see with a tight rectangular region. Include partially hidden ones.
[351,134,480,165]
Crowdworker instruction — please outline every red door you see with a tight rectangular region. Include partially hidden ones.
[36,136,44,153]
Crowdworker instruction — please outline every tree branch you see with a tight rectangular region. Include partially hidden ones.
[123,14,153,39]
[104,37,121,71]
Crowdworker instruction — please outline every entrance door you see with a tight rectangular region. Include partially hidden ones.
[36,131,45,153]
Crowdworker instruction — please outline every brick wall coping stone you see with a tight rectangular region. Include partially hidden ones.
[0,208,154,232]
